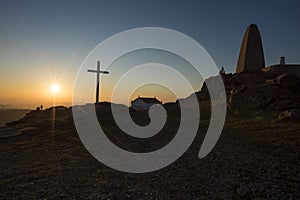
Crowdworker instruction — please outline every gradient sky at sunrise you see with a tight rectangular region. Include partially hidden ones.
[1,0,300,108]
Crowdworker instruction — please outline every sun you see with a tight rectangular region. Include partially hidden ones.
[50,84,59,93]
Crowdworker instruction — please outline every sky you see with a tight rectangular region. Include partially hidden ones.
[0,0,299,108]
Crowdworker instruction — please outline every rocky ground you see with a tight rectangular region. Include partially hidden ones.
[0,105,299,199]
[197,71,300,113]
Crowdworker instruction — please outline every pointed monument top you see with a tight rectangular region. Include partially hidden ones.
[236,24,265,73]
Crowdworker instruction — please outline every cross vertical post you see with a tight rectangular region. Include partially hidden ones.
[96,61,100,103]
[87,60,109,104]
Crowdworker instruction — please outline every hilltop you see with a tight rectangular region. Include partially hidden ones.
[0,97,299,198]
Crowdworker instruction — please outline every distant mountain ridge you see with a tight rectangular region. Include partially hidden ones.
[0,109,31,127]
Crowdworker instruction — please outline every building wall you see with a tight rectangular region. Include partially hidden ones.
[131,99,152,111]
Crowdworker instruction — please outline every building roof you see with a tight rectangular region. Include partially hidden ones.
[132,97,161,104]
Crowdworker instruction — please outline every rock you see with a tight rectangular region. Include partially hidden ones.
[266,73,300,88]
[228,84,279,110]
[278,109,300,121]
[172,69,300,112]
[196,70,300,112]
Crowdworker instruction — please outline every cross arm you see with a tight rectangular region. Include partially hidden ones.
[101,71,109,74]
[87,69,109,74]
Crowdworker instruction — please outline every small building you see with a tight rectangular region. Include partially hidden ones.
[131,96,162,111]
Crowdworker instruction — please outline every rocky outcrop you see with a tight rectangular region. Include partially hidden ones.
[197,71,300,112]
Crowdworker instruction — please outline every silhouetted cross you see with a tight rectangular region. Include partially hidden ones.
[87,60,109,103]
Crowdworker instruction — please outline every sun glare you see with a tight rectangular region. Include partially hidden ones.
[50,84,59,93]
